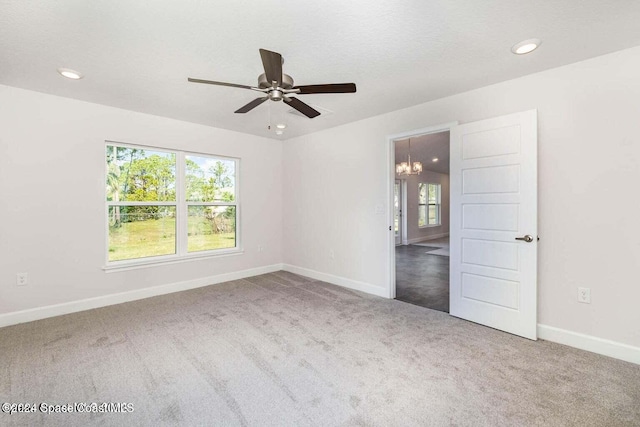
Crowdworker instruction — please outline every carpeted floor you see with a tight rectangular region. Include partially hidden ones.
[396,245,449,312]
[1,271,639,426]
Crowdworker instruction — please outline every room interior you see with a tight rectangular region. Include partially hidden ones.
[394,132,451,312]
[2,1,640,425]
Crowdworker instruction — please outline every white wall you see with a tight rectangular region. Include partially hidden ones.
[0,85,282,315]
[283,46,640,349]
[397,171,450,243]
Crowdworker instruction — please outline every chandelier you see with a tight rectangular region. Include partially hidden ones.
[396,138,422,175]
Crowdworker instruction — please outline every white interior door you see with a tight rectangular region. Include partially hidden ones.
[450,110,538,340]
[394,180,402,245]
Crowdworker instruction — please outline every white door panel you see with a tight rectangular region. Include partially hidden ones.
[462,165,520,194]
[462,124,521,159]
[450,110,537,340]
[462,239,519,271]
[462,204,520,231]
[461,273,520,310]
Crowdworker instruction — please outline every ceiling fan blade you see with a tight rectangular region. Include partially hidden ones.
[259,49,283,87]
[293,83,357,94]
[188,77,256,91]
[284,97,321,118]
[234,97,269,114]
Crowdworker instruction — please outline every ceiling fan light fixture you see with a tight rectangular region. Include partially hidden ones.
[269,90,284,101]
[511,39,541,55]
[57,68,84,80]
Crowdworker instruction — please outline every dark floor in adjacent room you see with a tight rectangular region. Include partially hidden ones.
[395,244,449,312]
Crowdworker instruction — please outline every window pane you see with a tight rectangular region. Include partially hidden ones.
[108,206,176,261]
[106,145,176,202]
[418,183,427,204]
[428,184,438,203]
[188,206,236,252]
[428,205,437,225]
[185,156,236,202]
[418,206,426,227]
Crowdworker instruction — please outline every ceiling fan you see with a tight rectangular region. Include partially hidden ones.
[188,49,356,119]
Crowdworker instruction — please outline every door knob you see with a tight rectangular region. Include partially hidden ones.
[515,235,534,243]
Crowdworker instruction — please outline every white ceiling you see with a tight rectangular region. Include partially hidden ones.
[2,1,640,140]
[395,132,450,175]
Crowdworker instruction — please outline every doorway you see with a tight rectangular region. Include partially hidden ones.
[392,130,451,312]
[387,111,538,340]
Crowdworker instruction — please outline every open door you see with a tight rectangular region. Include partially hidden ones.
[449,110,537,340]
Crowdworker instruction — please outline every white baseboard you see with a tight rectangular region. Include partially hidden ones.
[0,264,283,329]
[538,324,640,365]
[282,264,388,298]
[406,232,450,245]
[5,264,637,367]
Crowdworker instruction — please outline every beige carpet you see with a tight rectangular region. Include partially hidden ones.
[1,271,639,426]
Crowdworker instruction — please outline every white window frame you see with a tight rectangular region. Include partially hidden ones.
[104,141,241,271]
[418,182,441,228]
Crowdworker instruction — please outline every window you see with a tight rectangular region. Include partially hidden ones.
[106,143,238,266]
[418,183,441,227]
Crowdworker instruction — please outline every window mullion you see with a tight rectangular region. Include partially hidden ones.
[107,201,178,207]
[185,202,236,207]
[176,152,187,256]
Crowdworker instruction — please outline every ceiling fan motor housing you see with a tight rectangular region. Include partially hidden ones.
[258,73,294,89]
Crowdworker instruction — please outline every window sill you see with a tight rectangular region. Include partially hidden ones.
[103,249,244,273]
[419,224,442,229]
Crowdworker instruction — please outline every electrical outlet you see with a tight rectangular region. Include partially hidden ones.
[578,287,591,304]
[16,273,28,286]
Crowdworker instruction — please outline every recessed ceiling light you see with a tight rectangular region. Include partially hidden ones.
[432,158,439,162]
[57,68,84,80]
[276,124,287,129]
[511,39,541,55]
